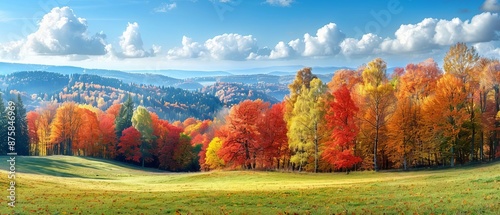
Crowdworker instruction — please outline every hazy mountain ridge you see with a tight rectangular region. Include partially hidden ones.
[0,71,223,121]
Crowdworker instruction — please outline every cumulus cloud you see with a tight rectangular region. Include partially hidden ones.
[119,22,157,58]
[340,33,383,56]
[303,23,345,57]
[269,41,297,59]
[154,3,177,13]
[481,0,500,12]
[473,41,500,58]
[205,34,258,60]
[20,6,107,56]
[380,18,439,53]
[266,0,293,7]
[167,36,205,59]
[381,12,500,54]
[167,33,258,60]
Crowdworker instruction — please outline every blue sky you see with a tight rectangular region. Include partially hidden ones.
[0,0,499,71]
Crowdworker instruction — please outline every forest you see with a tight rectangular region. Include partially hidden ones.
[1,43,499,172]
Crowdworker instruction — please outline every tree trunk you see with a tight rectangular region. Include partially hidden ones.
[480,130,484,161]
[451,141,455,167]
[314,123,318,173]
[470,98,475,162]
[374,101,379,171]
[244,141,251,169]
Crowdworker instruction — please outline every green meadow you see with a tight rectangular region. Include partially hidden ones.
[0,156,499,214]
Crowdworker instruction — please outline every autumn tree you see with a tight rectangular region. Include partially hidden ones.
[99,113,118,159]
[360,58,394,171]
[218,99,269,169]
[27,111,40,155]
[323,85,362,171]
[205,137,225,169]
[288,78,327,172]
[132,106,154,167]
[444,42,480,162]
[36,102,58,156]
[423,74,468,167]
[328,69,362,92]
[118,127,142,163]
[75,108,100,156]
[285,67,317,129]
[258,102,289,170]
[50,102,83,155]
[387,59,442,169]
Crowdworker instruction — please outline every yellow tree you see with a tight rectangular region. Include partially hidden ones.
[360,58,394,171]
[288,78,326,172]
[205,137,225,169]
[285,67,317,128]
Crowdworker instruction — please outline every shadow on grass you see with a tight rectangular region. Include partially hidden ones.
[0,156,97,178]
[378,158,500,173]
[77,156,167,173]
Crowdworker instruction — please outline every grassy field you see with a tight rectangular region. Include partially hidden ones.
[0,156,499,214]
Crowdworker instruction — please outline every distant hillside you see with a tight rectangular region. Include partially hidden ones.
[0,62,200,90]
[0,71,223,121]
[201,82,280,106]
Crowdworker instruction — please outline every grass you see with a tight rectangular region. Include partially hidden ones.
[0,156,499,214]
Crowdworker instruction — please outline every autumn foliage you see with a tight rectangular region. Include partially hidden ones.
[22,43,500,172]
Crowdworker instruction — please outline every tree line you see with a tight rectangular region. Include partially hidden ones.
[1,43,499,172]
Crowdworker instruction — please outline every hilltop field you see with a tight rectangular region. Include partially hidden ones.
[0,156,499,214]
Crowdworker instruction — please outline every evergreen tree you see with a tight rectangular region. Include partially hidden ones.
[0,93,7,155]
[115,95,134,139]
[10,95,29,155]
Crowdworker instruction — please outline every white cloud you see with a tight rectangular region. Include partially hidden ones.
[266,0,293,7]
[269,41,296,59]
[167,36,205,59]
[19,6,107,56]
[168,33,258,60]
[341,33,382,56]
[205,34,258,60]
[380,18,439,53]
[473,41,500,59]
[119,22,157,58]
[154,3,177,13]
[481,0,500,12]
[303,23,345,57]
[380,12,500,54]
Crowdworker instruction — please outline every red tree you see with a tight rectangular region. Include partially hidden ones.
[257,102,289,169]
[323,85,362,171]
[99,113,117,159]
[218,99,269,169]
[118,127,142,162]
[27,111,40,155]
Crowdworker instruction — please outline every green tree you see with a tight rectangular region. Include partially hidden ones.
[0,93,7,155]
[11,95,29,156]
[116,95,134,139]
[132,106,154,167]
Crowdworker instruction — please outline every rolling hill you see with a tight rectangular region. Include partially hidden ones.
[0,156,498,214]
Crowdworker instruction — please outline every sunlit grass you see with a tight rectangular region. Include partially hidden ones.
[0,156,499,214]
